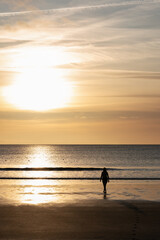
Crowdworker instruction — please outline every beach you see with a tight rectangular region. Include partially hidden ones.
[0,200,160,240]
[0,145,160,239]
[0,180,160,240]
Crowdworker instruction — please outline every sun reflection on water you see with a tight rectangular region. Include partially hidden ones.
[19,147,59,204]
[28,146,51,167]
[20,180,59,205]
[24,146,53,178]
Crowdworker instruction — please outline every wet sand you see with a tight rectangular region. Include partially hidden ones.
[0,200,160,240]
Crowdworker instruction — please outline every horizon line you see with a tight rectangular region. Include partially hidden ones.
[0,143,159,145]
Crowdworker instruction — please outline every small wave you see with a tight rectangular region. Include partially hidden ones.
[0,167,159,171]
[0,167,102,171]
[0,177,160,180]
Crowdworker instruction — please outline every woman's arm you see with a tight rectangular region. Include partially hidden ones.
[107,172,110,182]
[100,172,102,182]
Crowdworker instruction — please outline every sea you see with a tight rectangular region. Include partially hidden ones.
[0,144,160,204]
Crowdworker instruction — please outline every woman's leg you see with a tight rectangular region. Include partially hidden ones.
[103,181,107,192]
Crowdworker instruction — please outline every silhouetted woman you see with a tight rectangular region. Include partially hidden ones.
[100,168,109,193]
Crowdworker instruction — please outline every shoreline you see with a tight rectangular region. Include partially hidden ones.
[0,180,160,205]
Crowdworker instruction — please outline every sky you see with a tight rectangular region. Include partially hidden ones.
[0,0,160,144]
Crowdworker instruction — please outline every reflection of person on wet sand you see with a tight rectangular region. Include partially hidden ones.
[100,167,109,193]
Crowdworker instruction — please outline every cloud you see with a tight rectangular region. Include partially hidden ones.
[0,0,160,17]
[0,39,31,48]
[0,0,38,12]
[0,109,160,122]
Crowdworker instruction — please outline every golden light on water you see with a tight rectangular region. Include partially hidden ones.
[26,146,53,178]
[27,146,51,168]
[20,180,59,205]
[19,147,59,205]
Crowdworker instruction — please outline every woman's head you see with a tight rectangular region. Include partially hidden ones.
[103,167,106,172]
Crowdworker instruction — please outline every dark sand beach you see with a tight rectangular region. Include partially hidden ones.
[0,200,160,240]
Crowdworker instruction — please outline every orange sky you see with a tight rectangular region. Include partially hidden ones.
[0,0,160,144]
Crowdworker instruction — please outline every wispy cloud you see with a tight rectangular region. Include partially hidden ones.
[0,39,31,48]
[0,109,160,122]
[0,0,160,17]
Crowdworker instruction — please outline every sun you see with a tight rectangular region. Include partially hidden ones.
[3,68,73,111]
[2,46,77,111]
